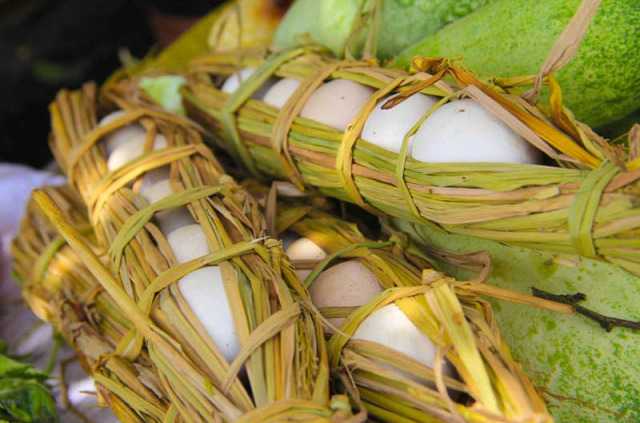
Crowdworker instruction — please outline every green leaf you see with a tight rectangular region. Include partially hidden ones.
[0,354,58,423]
[139,75,187,115]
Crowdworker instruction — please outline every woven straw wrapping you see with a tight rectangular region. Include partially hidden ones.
[37,83,358,423]
[244,183,557,423]
[11,185,171,423]
[13,179,557,423]
[179,47,640,275]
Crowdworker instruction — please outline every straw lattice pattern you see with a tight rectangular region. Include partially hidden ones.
[179,48,640,275]
[37,83,358,423]
[267,194,556,423]
[11,185,172,423]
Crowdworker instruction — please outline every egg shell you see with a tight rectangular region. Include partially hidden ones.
[141,179,174,204]
[178,266,240,363]
[99,110,126,126]
[361,92,439,153]
[411,99,543,164]
[141,179,195,235]
[262,77,302,108]
[280,232,300,251]
[106,133,168,171]
[138,167,171,194]
[300,79,376,132]
[309,260,383,332]
[167,224,211,264]
[156,215,195,236]
[353,303,455,382]
[220,68,276,100]
[275,182,306,198]
[285,237,328,281]
[99,111,147,155]
[100,116,170,194]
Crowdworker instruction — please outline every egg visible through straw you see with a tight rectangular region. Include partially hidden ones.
[309,260,383,332]
[411,99,543,164]
[353,303,456,383]
[165,225,241,362]
[178,267,240,363]
[141,179,195,235]
[106,134,168,171]
[285,237,327,281]
[300,79,375,132]
[99,113,241,364]
[221,67,276,101]
[99,111,147,155]
[262,77,301,108]
[361,92,438,154]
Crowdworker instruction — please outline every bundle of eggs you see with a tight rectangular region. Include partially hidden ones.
[218,66,540,384]
[99,112,240,363]
[97,66,535,391]
[100,104,456,380]
[100,108,455,383]
[283,235,455,382]
[222,67,543,165]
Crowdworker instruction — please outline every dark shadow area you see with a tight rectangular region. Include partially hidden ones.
[0,0,219,168]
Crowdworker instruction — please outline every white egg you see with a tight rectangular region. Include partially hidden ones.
[99,114,239,365]
[101,118,170,194]
[99,111,147,155]
[106,134,168,171]
[411,99,543,164]
[141,179,173,204]
[361,92,439,154]
[300,79,376,132]
[141,179,195,235]
[137,167,171,194]
[353,303,455,383]
[167,224,211,264]
[178,266,240,363]
[220,68,276,101]
[280,232,300,251]
[275,182,306,197]
[309,260,383,332]
[285,237,328,281]
[262,77,301,108]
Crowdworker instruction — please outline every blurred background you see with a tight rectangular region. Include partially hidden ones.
[0,0,223,167]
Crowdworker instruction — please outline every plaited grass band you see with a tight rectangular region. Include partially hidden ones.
[180,48,640,274]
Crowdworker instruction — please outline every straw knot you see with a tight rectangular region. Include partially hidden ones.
[568,161,620,258]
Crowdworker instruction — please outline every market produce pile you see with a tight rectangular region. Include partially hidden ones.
[8,0,640,422]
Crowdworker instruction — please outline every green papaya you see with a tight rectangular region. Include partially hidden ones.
[392,218,640,423]
[396,0,640,128]
[273,0,491,59]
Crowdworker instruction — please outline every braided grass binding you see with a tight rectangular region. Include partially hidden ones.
[180,48,640,275]
[35,83,357,423]
[247,186,558,422]
[14,180,557,423]
[11,185,170,423]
